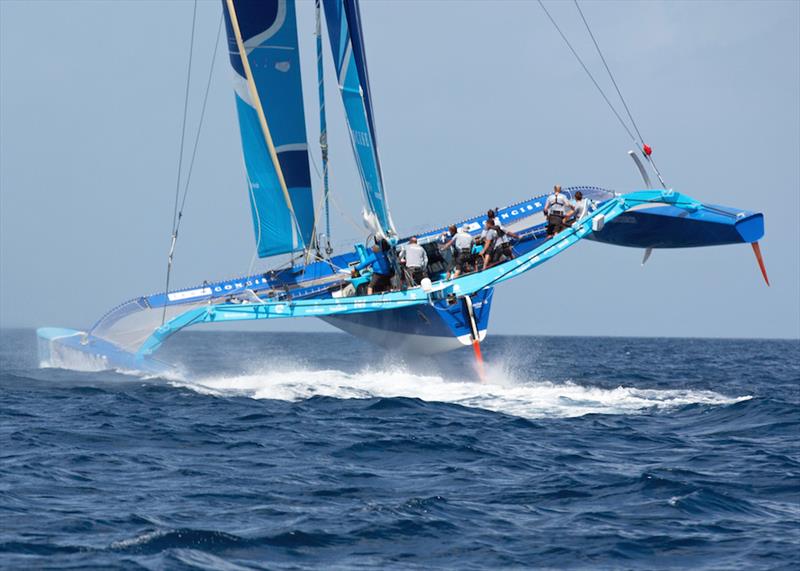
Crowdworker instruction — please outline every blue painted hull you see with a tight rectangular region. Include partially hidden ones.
[321,288,494,354]
[37,327,174,376]
[590,205,764,248]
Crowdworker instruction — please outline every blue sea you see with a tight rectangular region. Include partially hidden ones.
[1,329,798,570]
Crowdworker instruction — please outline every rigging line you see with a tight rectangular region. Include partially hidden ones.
[247,248,259,276]
[176,12,224,229]
[248,247,289,278]
[165,13,223,280]
[170,0,198,235]
[303,166,336,265]
[574,0,644,145]
[162,0,198,326]
[247,176,264,276]
[300,149,332,265]
[302,133,330,264]
[536,0,639,148]
[323,162,331,240]
[247,225,314,278]
[315,0,332,246]
[322,160,332,246]
[307,144,323,179]
[304,158,336,267]
[306,146,336,259]
[573,0,667,188]
[329,190,366,236]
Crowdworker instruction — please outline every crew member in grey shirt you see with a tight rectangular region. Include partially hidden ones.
[401,236,428,286]
[481,211,503,243]
[441,225,474,277]
[479,220,499,270]
[492,223,521,265]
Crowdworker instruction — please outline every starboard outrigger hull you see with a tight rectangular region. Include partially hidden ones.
[38,189,766,373]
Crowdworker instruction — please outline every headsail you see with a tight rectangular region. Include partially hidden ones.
[322,0,395,238]
[222,0,315,257]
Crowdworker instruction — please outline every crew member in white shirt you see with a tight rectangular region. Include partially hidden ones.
[400,236,428,286]
[565,190,590,227]
[441,225,474,278]
[544,184,570,238]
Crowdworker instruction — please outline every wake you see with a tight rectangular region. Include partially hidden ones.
[38,350,751,420]
[173,363,750,420]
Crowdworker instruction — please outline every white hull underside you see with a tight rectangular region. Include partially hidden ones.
[320,316,487,355]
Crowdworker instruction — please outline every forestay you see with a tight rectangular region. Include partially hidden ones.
[322,0,395,238]
[222,0,315,257]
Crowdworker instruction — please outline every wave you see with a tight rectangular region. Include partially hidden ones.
[174,363,750,420]
[108,527,342,554]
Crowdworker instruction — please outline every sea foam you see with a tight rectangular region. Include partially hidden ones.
[175,363,750,420]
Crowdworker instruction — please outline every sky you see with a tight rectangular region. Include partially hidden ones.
[1,0,798,339]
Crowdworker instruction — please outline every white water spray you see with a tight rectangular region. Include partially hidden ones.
[174,362,750,420]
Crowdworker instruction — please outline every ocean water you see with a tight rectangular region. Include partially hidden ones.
[1,329,798,570]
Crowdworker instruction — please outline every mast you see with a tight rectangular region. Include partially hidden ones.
[224,0,304,251]
[316,0,333,255]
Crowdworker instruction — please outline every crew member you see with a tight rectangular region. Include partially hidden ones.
[441,225,474,278]
[400,236,428,286]
[565,190,589,226]
[480,219,499,270]
[544,184,570,238]
[492,223,521,265]
[352,238,394,294]
[487,208,503,230]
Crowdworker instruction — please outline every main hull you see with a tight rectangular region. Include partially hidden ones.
[321,288,494,354]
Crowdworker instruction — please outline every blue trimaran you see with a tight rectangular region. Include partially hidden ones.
[38,0,768,375]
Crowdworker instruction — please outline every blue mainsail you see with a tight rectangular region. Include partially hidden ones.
[322,0,395,237]
[222,0,315,257]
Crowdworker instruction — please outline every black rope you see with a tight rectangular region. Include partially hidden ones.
[536,0,639,147]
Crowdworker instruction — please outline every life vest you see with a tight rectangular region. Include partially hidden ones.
[549,194,568,215]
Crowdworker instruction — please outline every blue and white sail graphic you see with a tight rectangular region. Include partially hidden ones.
[322,0,395,237]
[223,0,315,257]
